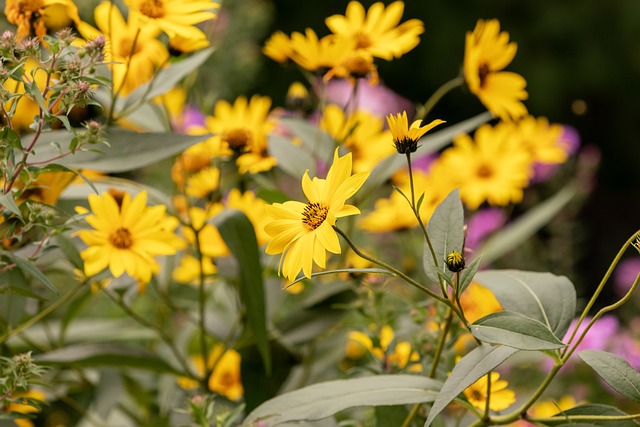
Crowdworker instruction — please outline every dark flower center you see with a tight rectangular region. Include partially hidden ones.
[139,0,164,18]
[109,227,134,249]
[476,164,493,178]
[223,128,252,154]
[302,202,328,231]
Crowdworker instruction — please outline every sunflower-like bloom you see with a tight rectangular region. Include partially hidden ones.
[77,2,168,95]
[288,29,358,73]
[263,31,293,63]
[325,1,424,61]
[185,166,220,199]
[434,123,533,210]
[464,19,528,121]
[4,0,80,40]
[75,191,184,284]
[320,105,395,173]
[504,115,568,165]
[463,372,515,411]
[345,325,422,372]
[124,0,218,42]
[265,149,369,281]
[177,345,243,401]
[202,95,276,174]
[386,111,445,154]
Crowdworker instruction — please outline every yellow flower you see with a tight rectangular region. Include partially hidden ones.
[464,19,528,121]
[458,282,502,324]
[434,123,532,210]
[177,345,243,401]
[505,116,568,165]
[4,389,46,427]
[124,0,218,41]
[344,326,422,371]
[202,95,276,174]
[172,254,216,283]
[345,331,374,359]
[386,111,445,154]
[185,166,220,199]
[325,1,424,61]
[77,2,169,95]
[528,395,577,419]
[168,28,210,54]
[319,105,395,173]
[265,149,369,281]
[17,170,75,205]
[75,191,184,284]
[288,29,358,75]
[181,205,229,258]
[263,31,293,63]
[171,138,230,189]
[463,372,515,411]
[4,0,80,40]
[3,59,51,133]
[225,189,270,246]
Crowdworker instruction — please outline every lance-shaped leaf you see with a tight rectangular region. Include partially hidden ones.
[579,350,640,403]
[471,311,565,350]
[243,375,442,426]
[473,270,576,339]
[215,209,270,375]
[269,133,317,178]
[26,129,209,173]
[425,344,518,427]
[423,189,464,285]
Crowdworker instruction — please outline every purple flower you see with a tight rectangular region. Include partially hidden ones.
[532,125,582,182]
[464,208,507,251]
[175,105,206,134]
[614,257,640,297]
[321,78,416,122]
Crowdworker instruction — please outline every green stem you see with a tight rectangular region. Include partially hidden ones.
[429,308,453,378]
[0,281,85,344]
[194,227,211,387]
[415,76,464,121]
[401,402,423,427]
[531,414,640,423]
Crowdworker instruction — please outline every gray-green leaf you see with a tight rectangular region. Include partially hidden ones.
[471,311,565,350]
[579,350,640,403]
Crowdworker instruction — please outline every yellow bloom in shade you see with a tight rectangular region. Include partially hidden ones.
[344,325,422,372]
[265,149,369,281]
[320,105,395,173]
[386,111,445,154]
[225,189,270,246]
[77,2,169,95]
[75,191,184,284]
[5,389,46,427]
[458,282,502,324]
[529,395,577,419]
[3,59,51,133]
[202,95,276,174]
[124,0,218,41]
[505,116,568,165]
[4,0,80,40]
[177,345,243,401]
[464,19,528,121]
[171,138,230,189]
[17,170,75,205]
[185,166,220,199]
[172,254,216,283]
[325,1,424,61]
[435,123,532,209]
[464,372,515,411]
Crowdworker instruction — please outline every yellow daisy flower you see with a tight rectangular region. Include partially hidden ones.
[181,205,229,259]
[4,0,80,40]
[171,138,230,189]
[319,105,395,173]
[202,95,276,174]
[458,282,503,324]
[172,254,216,283]
[124,0,218,41]
[464,19,528,121]
[435,123,533,210]
[4,388,46,427]
[75,191,184,284]
[463,372,515,411]
[344,326,422,372]
[288,29,358,75]
[386,111,445,154]
[225,189,270,246]
[504,115,568,164]
[17,170,75,205]
[264,149,369,281]
[263,30,293,63]
[185,166,220,199]
[77,2,169,95]
[529,395,577,418]
[325,1,424,61]
[177,345,243,401]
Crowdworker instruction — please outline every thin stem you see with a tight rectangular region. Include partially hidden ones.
[429,308,453,378]
[401,402,422,427]
[415,76,464,121]
[194,227,211,387]
[483,373,492,421]
[0,281,85,344]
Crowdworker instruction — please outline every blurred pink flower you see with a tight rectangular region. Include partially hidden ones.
[614,256,640,297]
[465,208,507,251]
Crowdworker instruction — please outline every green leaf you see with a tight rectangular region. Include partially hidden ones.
[278,116,336,163]
[458,255,482,294]
[360,112,492,198]
[54,234,84,270]
[269,133,317,178]
[423,189,464,285]
[579,350,640,403]
[539,403,638,427]
[473,269,576,339]
[26,128,209,173]
[243,375,442,426]
[214,209,270,375]
[476,185,576,264]
[425,344,518,427]
[121,47,215,112]
[3,252,59,295]
[471,311,565,350]
[35,343,181,374]
[0,193,22,218]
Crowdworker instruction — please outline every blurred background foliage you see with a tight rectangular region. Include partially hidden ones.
[2,0,638,299]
